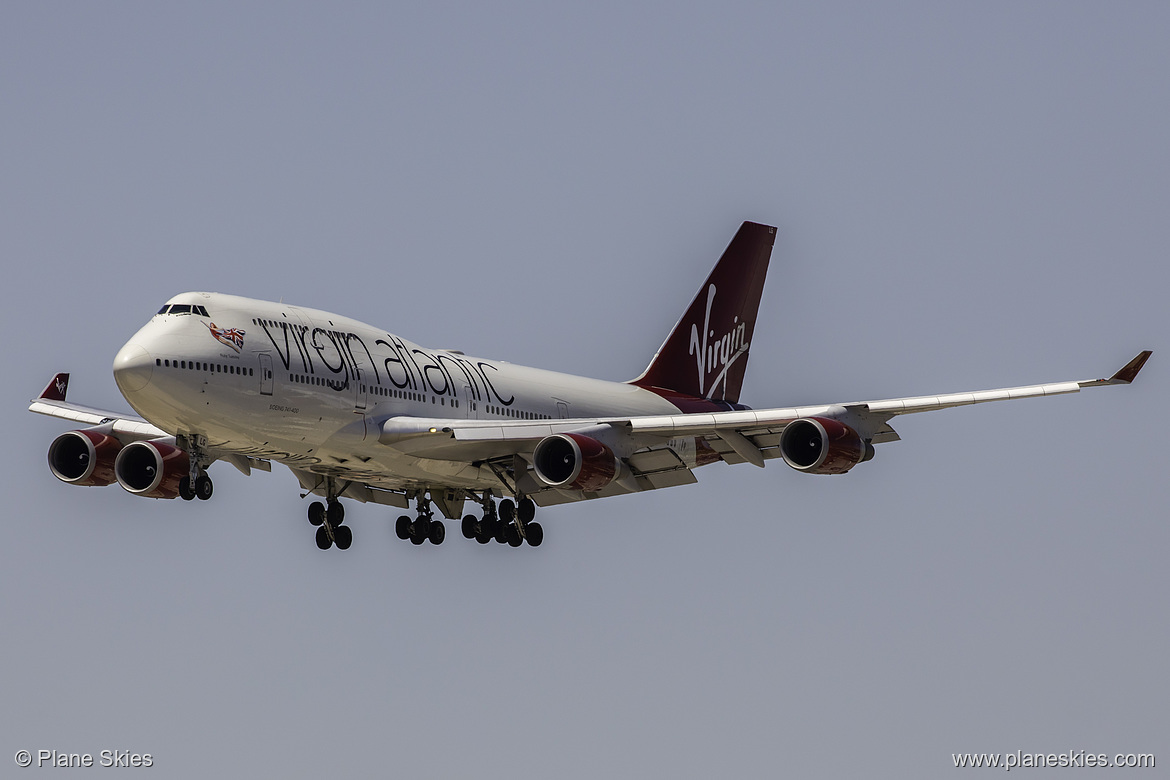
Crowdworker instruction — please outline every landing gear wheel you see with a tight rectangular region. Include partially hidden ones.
[308,502,326,526]
[461,515,477,539]
[333,524,353,550]
[315,525,332,550]
[409,525,426,545]
[428,521,445,545]
[195,474,213,500]
[494,523,509,544]
[179,477,196,501]
[518,498,535,523]
[395,516,411,540]
[526,522,543,547]
[475,529,492,544]
[327,501,344,526]
[499,499,516,523]
[505,525,522,547]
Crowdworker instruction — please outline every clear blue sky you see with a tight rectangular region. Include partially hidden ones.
[2,3,1165,777]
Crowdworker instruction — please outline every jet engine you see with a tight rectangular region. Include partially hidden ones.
[532,433,619,492]
[114,439,190,498]
[779,417,874,475]
[47,429,124,486]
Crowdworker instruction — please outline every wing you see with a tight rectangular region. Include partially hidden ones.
[373,351,1151,505]
[28,372,166,441]
[627,349,1155,450]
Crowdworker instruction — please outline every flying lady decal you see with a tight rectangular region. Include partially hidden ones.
[207,322,246,353]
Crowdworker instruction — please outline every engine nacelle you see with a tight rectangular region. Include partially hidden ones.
[47,429,124,486]
[114,439,190,498]
[532,433,619,492]
[779,417,874,475]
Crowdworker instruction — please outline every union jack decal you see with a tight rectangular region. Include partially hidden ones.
[207,322,245,353]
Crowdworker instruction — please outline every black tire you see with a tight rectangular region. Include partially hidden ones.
[499,499,516,523]
[494,523,509,544]
[428,521,445,545]
[179,477,195,501]
[461,514,477,539]
[409,526,426,545]
[327,501,345,526]
[518,497,535,523]
[308,501,326,526]
[475,530,492,544]
[506,525,522,547]
[395,515,411,540]
[315,525,332,550]
[334,524,353,550]
[526,522,543,547]
[195,474,213,500]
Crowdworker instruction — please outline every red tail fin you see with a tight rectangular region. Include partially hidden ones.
[631,222,775,404]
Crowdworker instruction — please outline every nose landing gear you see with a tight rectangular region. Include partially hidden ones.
[178,436,214,501]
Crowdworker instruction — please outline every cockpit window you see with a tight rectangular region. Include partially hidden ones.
[157,303,209,316]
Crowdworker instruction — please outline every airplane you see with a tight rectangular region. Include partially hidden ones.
[29,222,1151,551]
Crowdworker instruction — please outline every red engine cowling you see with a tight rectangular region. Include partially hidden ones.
[47,429,124,486]
[114,440,190,498]
[779,417,874,475]
[532,433,619,492]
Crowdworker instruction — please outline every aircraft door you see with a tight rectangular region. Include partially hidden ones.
[351,348,368,412]
[462,385,476,419]
[259,353,274,396]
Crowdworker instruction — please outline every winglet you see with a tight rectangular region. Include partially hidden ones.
[39,373,70,401]
[1109,350,1152,384]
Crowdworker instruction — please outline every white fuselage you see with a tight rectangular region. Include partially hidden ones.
[112,292,680,491]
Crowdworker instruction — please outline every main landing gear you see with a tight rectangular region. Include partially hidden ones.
[395,494,445,546]
[302,487,543,550]
[461,495,542,548]
[309,499,352,550]
[308,477,352,550]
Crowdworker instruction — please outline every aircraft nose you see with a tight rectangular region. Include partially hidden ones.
[113,342,154,394]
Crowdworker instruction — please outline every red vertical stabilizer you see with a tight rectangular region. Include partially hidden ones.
[630,222,775,404]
